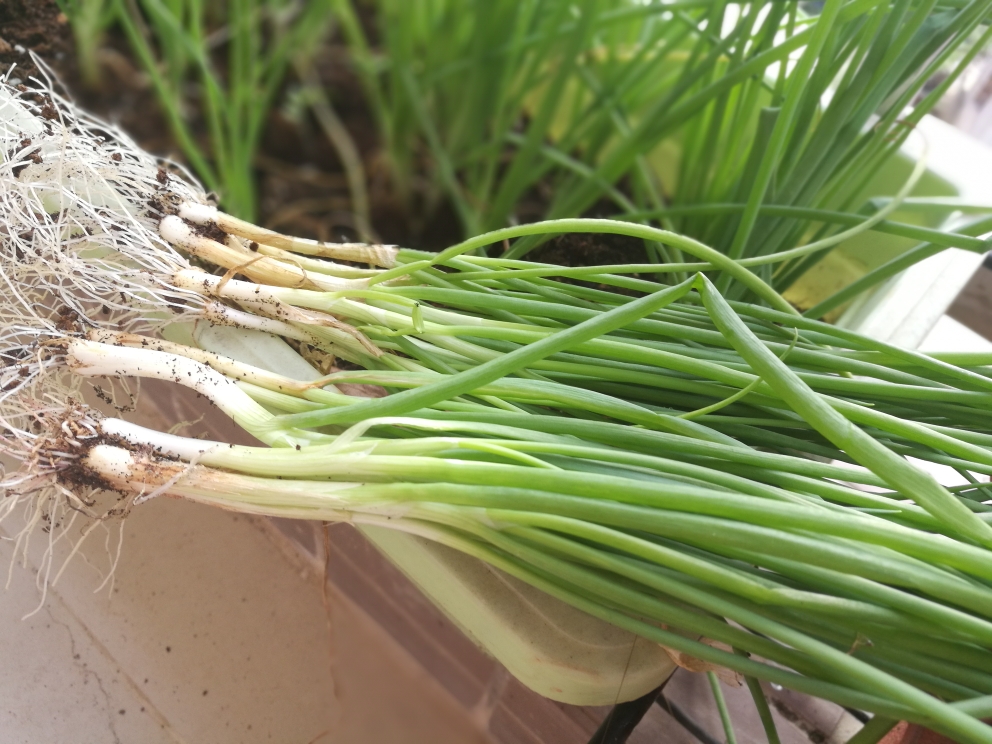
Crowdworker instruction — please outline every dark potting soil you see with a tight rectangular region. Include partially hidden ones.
[0,0,70,81]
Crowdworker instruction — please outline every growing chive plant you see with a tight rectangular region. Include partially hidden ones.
[337,0,992,314]
[55,0,341,221]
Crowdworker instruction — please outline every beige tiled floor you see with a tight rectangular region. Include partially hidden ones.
[0,495,491,744]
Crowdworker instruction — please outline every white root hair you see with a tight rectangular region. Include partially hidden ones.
[0,389,130,607]
[0,61,210,335]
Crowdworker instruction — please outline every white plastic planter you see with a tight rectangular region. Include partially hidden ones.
[834,114,991,344]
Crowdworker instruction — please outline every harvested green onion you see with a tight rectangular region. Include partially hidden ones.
[8,68,992,744]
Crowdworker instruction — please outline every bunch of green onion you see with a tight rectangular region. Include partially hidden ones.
[8,70,992,744]
[30,256,992,744]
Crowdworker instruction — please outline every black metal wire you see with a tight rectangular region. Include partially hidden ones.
[586,684,665,744]
[585,668,870,743]
[844,707,871,724]
[655,693,723,744]
[584,669,731,744]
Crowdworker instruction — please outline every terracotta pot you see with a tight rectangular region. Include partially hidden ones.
[879,722,960,744]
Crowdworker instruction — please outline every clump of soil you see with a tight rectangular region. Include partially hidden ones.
[532,230,647,269]
[526,195,649,287]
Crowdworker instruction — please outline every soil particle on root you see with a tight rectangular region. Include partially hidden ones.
[191,220,229,245]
